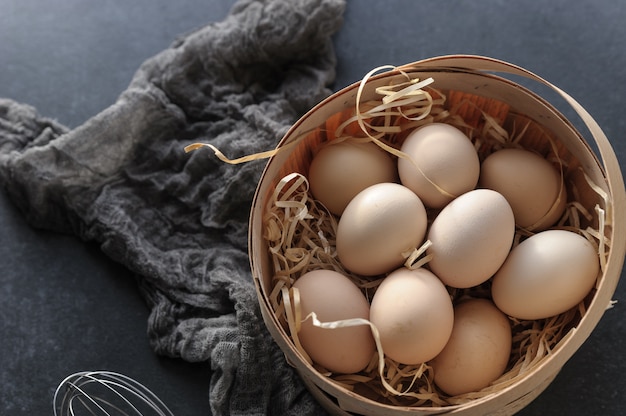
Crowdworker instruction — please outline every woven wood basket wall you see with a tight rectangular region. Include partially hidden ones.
[248,55,626,415]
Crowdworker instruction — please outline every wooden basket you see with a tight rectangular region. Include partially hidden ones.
[248,55,626,415]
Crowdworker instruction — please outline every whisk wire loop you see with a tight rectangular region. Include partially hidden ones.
[53,371,175,416]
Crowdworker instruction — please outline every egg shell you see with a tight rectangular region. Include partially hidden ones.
[426,189,515,288]
[430,298,512,396]
[369,267,454,365]
[398,123,480,208]
[336,183,427,276]
[491,229,600,320]
[479,148,567,231]
[308,141,398,215]
[293,269,375,374]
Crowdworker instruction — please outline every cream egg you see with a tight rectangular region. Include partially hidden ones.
[369,267,454,365]
[426,189,515,288]
[336,183,427,276]
[479,147,567,231]
[293,269,375,374]
[398,123,480,208]
[491,229,600,320]
[308,140,398,215]
[430,298,512,396]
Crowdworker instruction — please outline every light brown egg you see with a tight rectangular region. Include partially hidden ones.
[293,269,375,374]
[308,140,398,216]
[430,298,512,396]
[398,123,480,208]
[369,267,454,365]
[426,189,515,288]
[479,147,567,231]
[336,183,428,276]
[491,229,600,320]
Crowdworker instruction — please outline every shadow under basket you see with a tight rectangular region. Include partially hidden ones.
[248,55,626,415]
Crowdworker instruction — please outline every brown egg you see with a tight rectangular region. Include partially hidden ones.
[427,189,515,288]
[491,229,600,320]
[308,140,398,216]
[369,267,454,365]
[479,148,567,230]
[336,183,428,276]
[398,123,480,208]
[293,269,375,374]
[430,298,512,396]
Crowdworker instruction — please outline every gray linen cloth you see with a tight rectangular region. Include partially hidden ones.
[0,0,346,414]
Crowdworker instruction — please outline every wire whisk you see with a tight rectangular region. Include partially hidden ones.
[53,371,175,416]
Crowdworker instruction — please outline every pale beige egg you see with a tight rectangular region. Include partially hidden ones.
[308,140,398,216]
[426,189,515,288]
[293,269,375,374]
[398,123,480,208]
[336,183,428,276]
[479,147,567,231]
[369,267,454,365]
[430,298,512,396]
[491,229,600,320]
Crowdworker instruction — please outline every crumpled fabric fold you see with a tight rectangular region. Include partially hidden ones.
[0,0,346,414]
